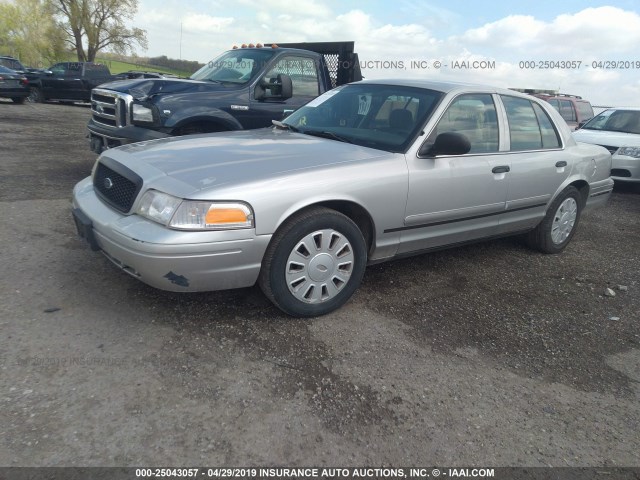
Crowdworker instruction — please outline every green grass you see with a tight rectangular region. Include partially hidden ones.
[56,53,192,77]
[96,58,192,77]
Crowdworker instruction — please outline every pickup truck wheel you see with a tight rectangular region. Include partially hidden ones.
[11,97,26,104]
[258,207,367,317]
[526,186,582,254]
[28,87,44,103]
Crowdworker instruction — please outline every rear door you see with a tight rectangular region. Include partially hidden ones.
[496,95,570,233]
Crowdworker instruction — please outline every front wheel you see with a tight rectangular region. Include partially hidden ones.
[11,97,26,104]
[526,186,582,254]
[258,207,367,317]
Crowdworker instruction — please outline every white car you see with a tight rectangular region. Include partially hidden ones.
[573,107,640,183]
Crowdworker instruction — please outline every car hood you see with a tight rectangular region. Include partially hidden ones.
[103,128,389,195]
[99,77,236,100]
[573,129,640,148]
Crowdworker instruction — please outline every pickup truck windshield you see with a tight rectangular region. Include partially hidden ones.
[283,84,443,153]
[190,49,277,84]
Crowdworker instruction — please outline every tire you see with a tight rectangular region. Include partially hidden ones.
[258,207,367,317]
[28,87,44,103]
[526,186,582,254]
[11,97,26,104]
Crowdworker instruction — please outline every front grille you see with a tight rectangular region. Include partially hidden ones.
[93,159,143,212]
[91,89,132,128]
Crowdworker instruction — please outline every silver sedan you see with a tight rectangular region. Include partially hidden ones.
[73,80,613,316]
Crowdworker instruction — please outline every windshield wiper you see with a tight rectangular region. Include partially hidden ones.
[272,120,299,132]
[301,130,352,144]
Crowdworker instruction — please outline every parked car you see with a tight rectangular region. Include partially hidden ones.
[87,42,361,153]
[0,55,27,71]
[573,107,640,183]
[0,55,48,76]
[0,65,30,103]
[27,62,114,103]
[72,80,613,317]
[533,93,595,130]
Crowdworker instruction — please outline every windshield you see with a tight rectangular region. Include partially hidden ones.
[581,109,640,135]
[190,49,276,84]
[282,84,443,152]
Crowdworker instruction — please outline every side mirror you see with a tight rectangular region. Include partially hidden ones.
[255,74,293,101]
[278,74,292,100]
[576,121,588,129]
[419,132,471,157]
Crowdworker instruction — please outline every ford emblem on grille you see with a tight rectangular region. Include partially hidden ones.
[104,177,114,189]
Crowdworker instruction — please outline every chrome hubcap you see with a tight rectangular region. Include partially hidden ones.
[551,197,577,244]
[286,229,354,304]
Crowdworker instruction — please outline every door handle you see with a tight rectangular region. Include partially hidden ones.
[492,165,510,174]
[555,161,568,168]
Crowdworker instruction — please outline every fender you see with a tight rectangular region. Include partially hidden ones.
[549,143,612,208]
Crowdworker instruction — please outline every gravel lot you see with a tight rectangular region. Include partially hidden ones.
[1,100,639,468]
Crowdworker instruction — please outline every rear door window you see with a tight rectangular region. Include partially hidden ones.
[501,96,561,151]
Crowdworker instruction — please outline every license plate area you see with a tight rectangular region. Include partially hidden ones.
[72,208,100,251]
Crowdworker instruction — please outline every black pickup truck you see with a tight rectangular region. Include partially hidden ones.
[87,42,361,153]
[28,62,114,103]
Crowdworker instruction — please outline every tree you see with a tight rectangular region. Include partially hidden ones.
[0,0,66,67]
[51,0,147,62]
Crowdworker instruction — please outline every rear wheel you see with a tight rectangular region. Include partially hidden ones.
[28,87,44,103]
[526,186,582,254]
[259,207,367,317]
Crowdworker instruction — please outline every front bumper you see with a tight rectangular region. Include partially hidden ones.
[611,154,640,182]
[87,118,169,152]
[72,177,271,292]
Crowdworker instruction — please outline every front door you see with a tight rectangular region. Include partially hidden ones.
[399,93,509,254]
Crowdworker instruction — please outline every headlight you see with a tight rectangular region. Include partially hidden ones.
[132,104,154,123]
[617,146,640,158]
[137,190,182,225]
[137,190,254,230]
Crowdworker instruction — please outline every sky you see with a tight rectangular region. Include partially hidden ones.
[133,0,640,106]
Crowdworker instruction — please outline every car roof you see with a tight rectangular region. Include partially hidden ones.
[353,78,534,98]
